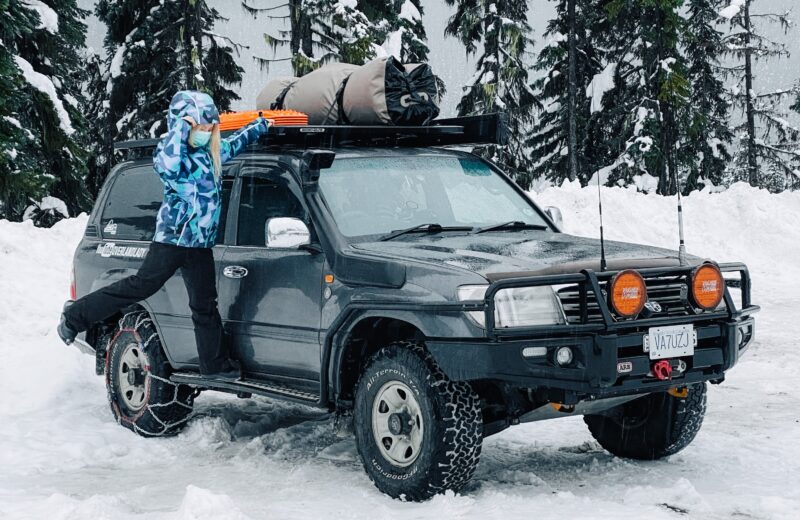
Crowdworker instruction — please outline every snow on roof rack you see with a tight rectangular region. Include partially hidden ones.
[113,113,508,152]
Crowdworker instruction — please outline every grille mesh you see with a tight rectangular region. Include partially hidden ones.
[557,279,691,324]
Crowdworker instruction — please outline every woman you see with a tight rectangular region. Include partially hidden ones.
[58,90,270,381]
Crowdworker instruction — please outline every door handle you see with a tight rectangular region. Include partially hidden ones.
[223,265,249,279]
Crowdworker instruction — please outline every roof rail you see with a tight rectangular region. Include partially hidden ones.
[113,112,507,152]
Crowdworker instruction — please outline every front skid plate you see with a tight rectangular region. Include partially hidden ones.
[518,394,641,423]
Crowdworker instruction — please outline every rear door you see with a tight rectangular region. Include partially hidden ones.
[94,162,240,368]
[217,163,325,383]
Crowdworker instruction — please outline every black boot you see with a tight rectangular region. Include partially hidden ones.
[57,302,78,345]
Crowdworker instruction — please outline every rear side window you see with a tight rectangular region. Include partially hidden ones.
[101,166,163,241]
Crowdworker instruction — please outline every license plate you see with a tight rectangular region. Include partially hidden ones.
[643,324,696,360]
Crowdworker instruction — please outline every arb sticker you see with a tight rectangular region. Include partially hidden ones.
[617,361,633,374]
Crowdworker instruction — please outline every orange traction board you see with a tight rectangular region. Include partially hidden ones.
[219,110,308,131]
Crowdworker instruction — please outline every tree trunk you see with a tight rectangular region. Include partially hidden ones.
[567,0,579,182]
[743,0,759,186]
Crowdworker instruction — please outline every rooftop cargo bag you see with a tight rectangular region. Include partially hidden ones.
[256,56,439,126]
[258,63,358,125]
[342,57,439,125]
[255,77,297,113]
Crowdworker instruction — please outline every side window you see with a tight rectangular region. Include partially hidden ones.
[237,170,306,247]
[101,166,162,241]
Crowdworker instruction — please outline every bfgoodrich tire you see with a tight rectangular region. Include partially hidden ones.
[105,311,194,437]
[584,383,707,460]
[354,341,482,501]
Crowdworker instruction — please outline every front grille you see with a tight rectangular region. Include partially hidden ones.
[557,278,691,324]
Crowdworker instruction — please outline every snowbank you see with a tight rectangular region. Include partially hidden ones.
[1,184,800,519]
[531,181,800,298]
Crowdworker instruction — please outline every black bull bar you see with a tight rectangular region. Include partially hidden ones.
[426,263,759,397]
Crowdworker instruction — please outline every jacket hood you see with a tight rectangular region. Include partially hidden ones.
[167,90,220,127]
[352,231,703,280]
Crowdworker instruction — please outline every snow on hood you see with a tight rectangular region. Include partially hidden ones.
[166,90,220,128]
[352,231,698,279]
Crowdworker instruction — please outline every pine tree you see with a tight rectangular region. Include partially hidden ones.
[4,0,91,221]
[246,0,439,80]
[445,0,539,188]
[589,0,690,195]
[245,0,377,75]
[0,1,43,220]
[528,0,603,186]
[723,0,800,191]
[683,0,733,192]
[87,0,244,195]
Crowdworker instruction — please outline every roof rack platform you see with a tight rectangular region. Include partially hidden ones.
[113,113,508,153]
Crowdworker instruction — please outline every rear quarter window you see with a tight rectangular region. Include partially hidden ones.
[100,166,163,241]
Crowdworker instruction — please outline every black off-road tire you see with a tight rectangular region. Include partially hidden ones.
[105,311,194,437]
[584,383,707,460]
[354,341,482,501]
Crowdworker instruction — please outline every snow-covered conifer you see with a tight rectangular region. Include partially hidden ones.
[87,0,244,192]
[588,0,690,195]
[723,0,800,191]
[0,1,43,220]
[683,0,733,192]
[445,0,538,188]
[4,0,90,221]
[528,0,602,186]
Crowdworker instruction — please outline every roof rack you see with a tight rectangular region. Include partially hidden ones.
[113,112,507,153]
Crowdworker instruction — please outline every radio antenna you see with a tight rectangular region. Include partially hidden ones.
[597,170,607,271]
[672,139,687,266]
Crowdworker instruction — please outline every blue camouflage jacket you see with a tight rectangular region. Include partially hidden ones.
[153,90,268,248]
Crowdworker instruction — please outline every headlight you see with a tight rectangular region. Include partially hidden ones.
[457,285,567,328]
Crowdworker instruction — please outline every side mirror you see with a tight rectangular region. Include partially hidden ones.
[544,206,563,229]
[265,217,311,248]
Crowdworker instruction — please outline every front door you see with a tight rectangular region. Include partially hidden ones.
[218,164,325,383]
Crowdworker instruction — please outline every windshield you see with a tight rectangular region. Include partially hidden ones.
[317,155,549,238]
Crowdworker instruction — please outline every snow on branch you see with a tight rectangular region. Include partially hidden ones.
[586,63,617,114]
[13,56,74,136]
[22,0,58,34]
[720,0,745,20]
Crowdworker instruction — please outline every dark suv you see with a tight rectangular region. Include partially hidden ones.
[67,116,759,501]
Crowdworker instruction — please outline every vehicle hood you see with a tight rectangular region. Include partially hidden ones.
[351,232,701,280]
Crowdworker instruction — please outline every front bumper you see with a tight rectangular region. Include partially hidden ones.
[427,315,755,399]
[427,262,759,400]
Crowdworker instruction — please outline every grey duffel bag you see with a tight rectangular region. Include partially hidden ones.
[255,57,439,125]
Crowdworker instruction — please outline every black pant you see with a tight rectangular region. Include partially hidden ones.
[65,241,227,374]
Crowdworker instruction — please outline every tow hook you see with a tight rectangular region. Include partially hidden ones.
[652,360,672,381]
[650,359,688,381]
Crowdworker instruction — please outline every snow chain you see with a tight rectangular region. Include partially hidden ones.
[107,311,195,437]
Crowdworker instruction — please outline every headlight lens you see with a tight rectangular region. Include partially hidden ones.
[457,285,566,328]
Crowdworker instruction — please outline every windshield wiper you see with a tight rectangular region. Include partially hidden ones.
[471,220,549,234]
[379,223,470,241]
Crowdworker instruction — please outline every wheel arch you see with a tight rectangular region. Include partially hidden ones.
[329,311,428,406]
[87,302,178,368]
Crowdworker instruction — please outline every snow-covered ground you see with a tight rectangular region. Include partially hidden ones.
[1,183,799,519]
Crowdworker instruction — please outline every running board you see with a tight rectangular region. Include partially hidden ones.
[170,372,320,404]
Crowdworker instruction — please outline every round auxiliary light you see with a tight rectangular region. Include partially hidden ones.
[609,270,647,318]
[691,263,724,310]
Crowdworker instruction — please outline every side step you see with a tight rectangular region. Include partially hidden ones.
[170,372,320,404]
